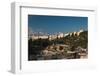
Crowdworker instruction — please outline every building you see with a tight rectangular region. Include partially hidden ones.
[76,29,83,36]
[29,29,84,40]
[31,35,48,40]
[58,33,64,38]
[64,33,69,37]
[69,29,84,36]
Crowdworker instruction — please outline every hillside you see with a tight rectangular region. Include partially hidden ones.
[28,31,88,60]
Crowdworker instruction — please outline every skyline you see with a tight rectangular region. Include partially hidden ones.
[28,15,88,34]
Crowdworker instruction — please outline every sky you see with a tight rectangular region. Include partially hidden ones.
[28,15,88,34]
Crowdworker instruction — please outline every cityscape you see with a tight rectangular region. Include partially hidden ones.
[28,15,88,60]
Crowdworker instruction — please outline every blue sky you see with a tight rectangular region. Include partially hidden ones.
[28,15,88,34]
